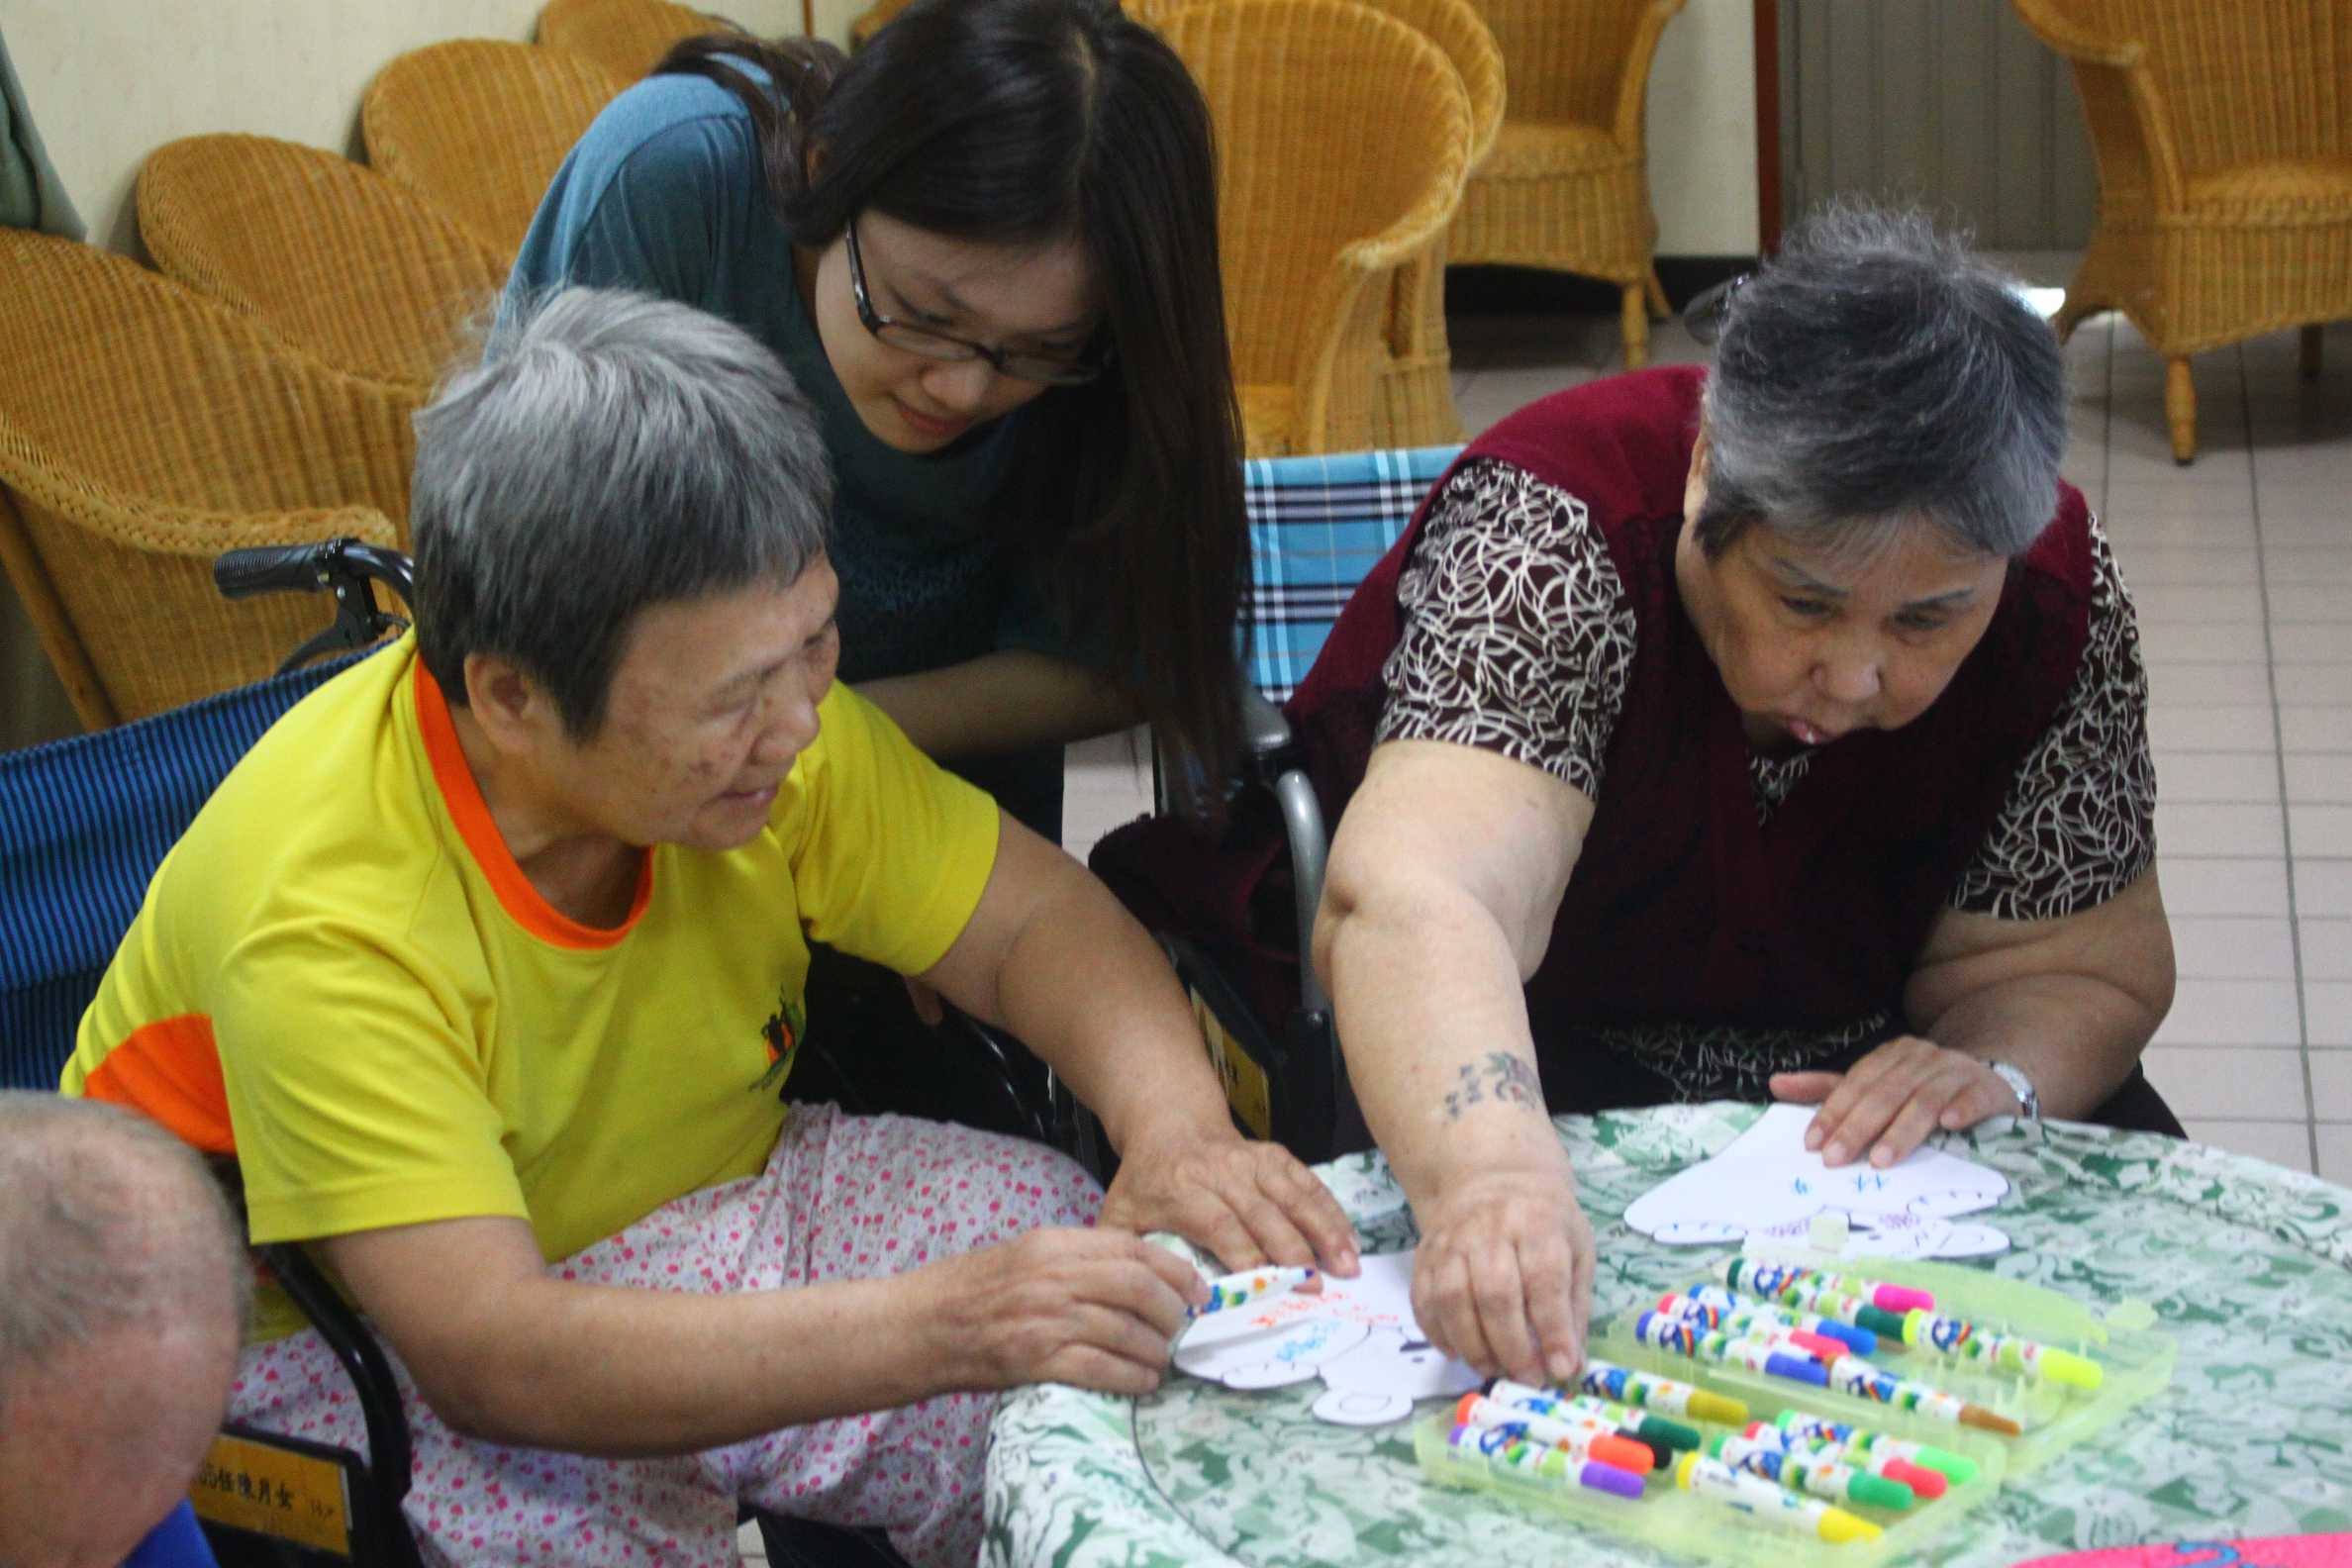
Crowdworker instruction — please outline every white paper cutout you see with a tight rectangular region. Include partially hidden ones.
[1623,1103,2010,1259]
[1172,1249,1479,1425]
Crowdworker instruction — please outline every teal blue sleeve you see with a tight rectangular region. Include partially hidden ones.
[505,77,761,315]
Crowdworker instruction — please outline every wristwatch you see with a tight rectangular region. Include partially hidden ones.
[1986,1060,2042,1129]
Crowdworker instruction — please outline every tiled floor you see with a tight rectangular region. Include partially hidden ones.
[1065,257,2352,1187]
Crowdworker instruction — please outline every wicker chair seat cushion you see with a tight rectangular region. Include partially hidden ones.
[1478,122,1633,180]
[2182,155,2352,215]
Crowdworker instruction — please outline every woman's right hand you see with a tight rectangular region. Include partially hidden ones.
[914,1226,1207,1398]
[1409,1162,1594,1390]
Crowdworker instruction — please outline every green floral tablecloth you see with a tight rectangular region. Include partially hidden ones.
[984,1104,2352,1567]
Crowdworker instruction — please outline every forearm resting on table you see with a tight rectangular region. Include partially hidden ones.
[854,650,1139,759]
[319,1218,948,1458]
[1906,874,2176,1118]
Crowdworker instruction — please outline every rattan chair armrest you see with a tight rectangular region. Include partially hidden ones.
[0,426,399,558]
[2009,0,2145,70]
[1609,0,1687,151]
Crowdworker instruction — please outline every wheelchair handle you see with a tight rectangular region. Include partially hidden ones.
[214,539,415,604]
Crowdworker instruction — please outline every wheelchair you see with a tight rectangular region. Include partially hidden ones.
[1088,442,1461,1166]
[0,537,1086,1568]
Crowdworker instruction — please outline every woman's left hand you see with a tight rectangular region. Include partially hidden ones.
[1769,1035,2019,1168]
[1101,1123,1362,1279]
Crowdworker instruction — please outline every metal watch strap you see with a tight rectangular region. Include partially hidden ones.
[1987,1059,2041,1127]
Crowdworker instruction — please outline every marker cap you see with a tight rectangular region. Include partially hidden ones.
[1847,1472,1916,1511]
[1686,1389,1750,1425]
[1578,1459,1647,1502]
[1871,1283,1934,1314]
[1816,1506,1885,1545]
[2042,1347,2104,1391]
[1764,1351,1828,1385]
[1884,1457,1947,1499]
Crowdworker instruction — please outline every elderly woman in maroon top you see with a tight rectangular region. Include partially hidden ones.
[1304,207,2177,1392]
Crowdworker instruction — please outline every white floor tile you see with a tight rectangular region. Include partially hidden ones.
[2101,508,2257,551]
[2263,547,2352,585]
[2259,512,2352,548]
[2181,1118,2315,1175]
[2109,545,2260,587]
[2251,445,2352,488]
[2298,859,2352,916]
[738,1519,767,1562]
[2311,1052,2352,1122]
[2144,1045,2308,1117]
[2168,917,2297,980]
[2152,978,2304,1047]
[2130,584,2267,624]
[2145,665,2274,708]
[2280,708,2352,751]
[2163,856,2292,916]
[2139,624,2272,665]
[2306,981,2352,1047]
[2274,624,2352,663]
[2270,666,2352,705]
[2301,919,2352,980]
[2158,749,2281,803]
[2317,1125,2352,1186]
[2266,585,2352,623]
[2155,802,2284,857]
[2286,757,2352,811]
[2146,703,2278,751]
[2291,804,2352,857]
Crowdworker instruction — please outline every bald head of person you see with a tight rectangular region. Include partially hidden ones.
[0,1093,248,1568]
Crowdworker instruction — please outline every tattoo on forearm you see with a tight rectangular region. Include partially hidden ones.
[1442,1051,1544,1122]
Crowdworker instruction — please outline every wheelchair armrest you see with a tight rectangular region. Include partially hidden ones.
[1239,682,1293,760]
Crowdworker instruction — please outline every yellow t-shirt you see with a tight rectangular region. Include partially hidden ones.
[63,637,998,1334]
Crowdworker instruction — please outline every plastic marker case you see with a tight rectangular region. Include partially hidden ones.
[1414,1247,2172,1567]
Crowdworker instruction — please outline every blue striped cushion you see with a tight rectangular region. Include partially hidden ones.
[1241,444,1459,702]
[0,654,368,1092]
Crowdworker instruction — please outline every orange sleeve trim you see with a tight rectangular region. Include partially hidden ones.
[410,661,651,951]
[80,1015,237,1155]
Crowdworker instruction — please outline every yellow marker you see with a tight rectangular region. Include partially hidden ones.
[1674,1452,1882,1546]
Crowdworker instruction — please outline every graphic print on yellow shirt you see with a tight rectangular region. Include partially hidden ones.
[63,636,999,1337]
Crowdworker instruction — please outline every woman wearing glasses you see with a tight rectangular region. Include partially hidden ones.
[509,0,1242,840]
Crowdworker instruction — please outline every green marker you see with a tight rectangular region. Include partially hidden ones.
[1775,1411,1980,1485]
[1566,1393,1703,1452]
[1709,1432,1915,1511]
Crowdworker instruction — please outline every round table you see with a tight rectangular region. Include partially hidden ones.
[984,1103,2352,1567]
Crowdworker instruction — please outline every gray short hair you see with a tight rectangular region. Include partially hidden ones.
[0,1095,248,1405]
[1697,204,2067,562]
[413,287,833,737]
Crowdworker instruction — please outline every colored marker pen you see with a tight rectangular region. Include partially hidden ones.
[1450,1422,1646,1502]
[1476,1381,1670,1466]
[1562,1393,1703,1453]
[1816,1349,2023,1436]
[1720,1260,1911,1341]
[1187,1264,1320,1319]
[1741,1421,1948,1499]
[1901,1308,2104,1391]
[1578,1358,1749,1426]
[1453,1393,1654,1474]
[1632,1313,1829,1388]
[1707,1432,1915,1510]
[1673,1452,1882,1544]
[1776,1412,1984,1483]
[1669,1284,1879,1356]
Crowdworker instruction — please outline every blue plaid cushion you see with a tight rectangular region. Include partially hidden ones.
[1240,444,1460,702]
[0,654,367,1092]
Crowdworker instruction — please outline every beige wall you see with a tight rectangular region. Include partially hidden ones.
[1649,0,1761,256]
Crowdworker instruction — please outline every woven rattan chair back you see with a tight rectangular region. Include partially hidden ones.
[1160,0,1471,455]
[0,232,410,727]
[139,134,508,393]
[538,0,731,82]
[362,39,629,260]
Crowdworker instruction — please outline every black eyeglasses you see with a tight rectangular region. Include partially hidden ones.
[1684,272,1749,346]
[842,220,1110,387]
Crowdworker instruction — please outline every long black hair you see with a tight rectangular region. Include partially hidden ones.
[658,0,1246,809]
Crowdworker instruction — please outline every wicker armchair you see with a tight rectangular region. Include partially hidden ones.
[0,232,412,728]
[361,40,629,260]
[1161,0,1471,456]
[1449,0,1684,368]
[138,135,508,394]
[538,0,728,81]
[2013,0,2352,462]
[1358,0,1505,444]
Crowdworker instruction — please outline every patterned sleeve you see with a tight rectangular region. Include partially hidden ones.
[1375,457,1637,798]
[1948,516,2158,920]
